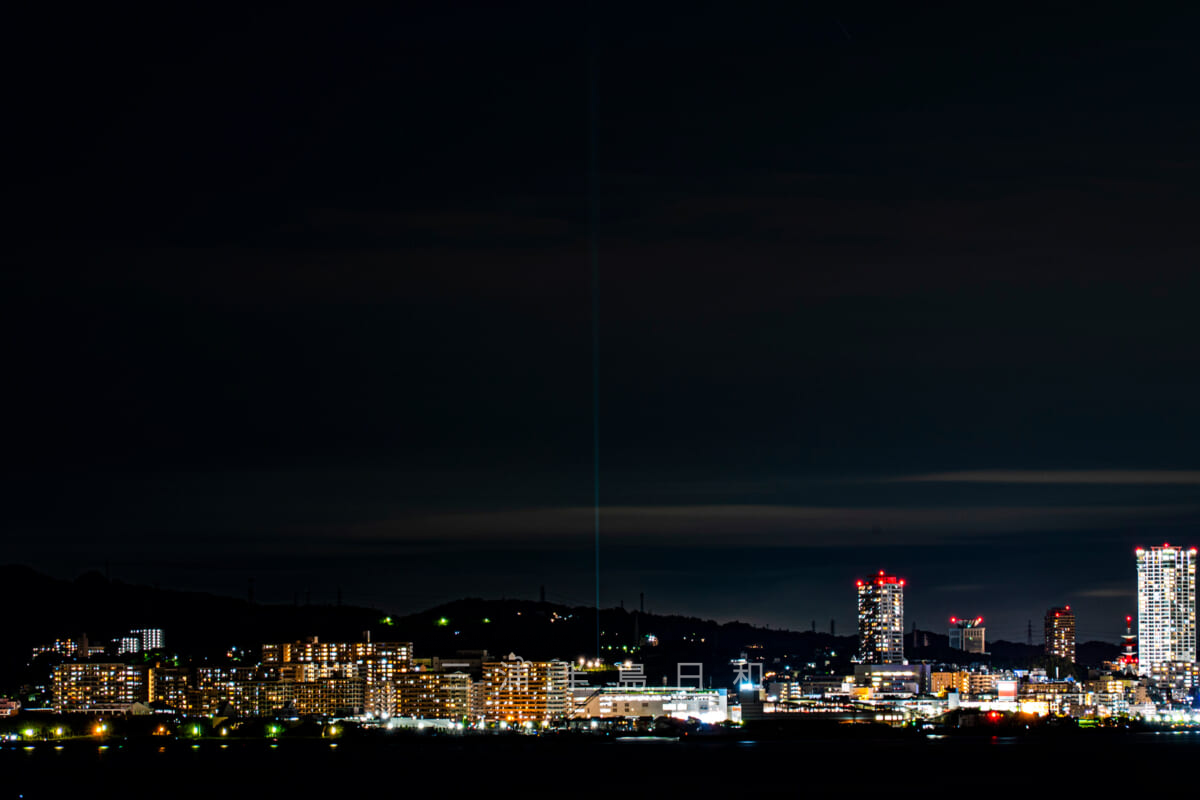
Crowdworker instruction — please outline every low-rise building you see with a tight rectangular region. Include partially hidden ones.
[573,687,728,724]
[394,672,472,719]
[478,654,570,723]
[52,663,149,713]
[854,663,929,696]
[148,666,196,712]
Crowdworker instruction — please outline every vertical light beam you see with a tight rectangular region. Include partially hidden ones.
[588,16,601,661]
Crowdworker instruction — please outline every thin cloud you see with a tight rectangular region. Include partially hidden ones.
[1073,587,1136,598]
[894,470,1200,485]
[348,503,1200,550]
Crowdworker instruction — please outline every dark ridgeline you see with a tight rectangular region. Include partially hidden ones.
[3,566,1118,693]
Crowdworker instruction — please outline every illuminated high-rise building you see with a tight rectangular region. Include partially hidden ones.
[1136,544,1197,676]
[856,571,904,664]
[1044,607,1076,663]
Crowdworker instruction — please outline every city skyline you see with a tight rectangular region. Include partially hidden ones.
[5,549,1192,738]
[9,575,1163,727]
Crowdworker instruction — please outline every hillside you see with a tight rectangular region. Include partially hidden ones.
[1,566,1119,692]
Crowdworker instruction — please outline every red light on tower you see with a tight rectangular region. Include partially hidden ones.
[950,617,957,624]
[856,580,863,587]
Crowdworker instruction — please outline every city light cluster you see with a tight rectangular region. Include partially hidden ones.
[6,546,1199,733]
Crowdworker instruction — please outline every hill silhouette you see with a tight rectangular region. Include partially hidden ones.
[1,566,1119,693]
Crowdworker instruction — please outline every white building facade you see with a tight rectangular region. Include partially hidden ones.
[1136,545,1197,677]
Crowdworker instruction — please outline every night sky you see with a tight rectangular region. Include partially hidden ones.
[7,5,1200,644]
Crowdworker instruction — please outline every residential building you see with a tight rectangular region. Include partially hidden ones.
[394,672,472,719]
[931,671,969,697]
[148,666,195,712]
[52,663,149,713]
[478,654,570,723]
[1044,606,1076,663]
[857,572,904,664]
[135,629,165,651]
[262,635,412,717]
[115,636,141,655]
[1136,545,1197,676]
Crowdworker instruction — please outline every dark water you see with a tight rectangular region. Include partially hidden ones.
[3,731,1195,798]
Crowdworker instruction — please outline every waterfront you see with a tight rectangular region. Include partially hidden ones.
[5,731,1197,797]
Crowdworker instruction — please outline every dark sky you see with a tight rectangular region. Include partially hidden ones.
[6,4,1200,643]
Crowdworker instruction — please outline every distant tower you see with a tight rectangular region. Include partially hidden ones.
[1136,544,1197,676]
[948,616,986,654]
[1119,614,1138,675]
[1044,606,1076,663]
[856,571,904,664]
